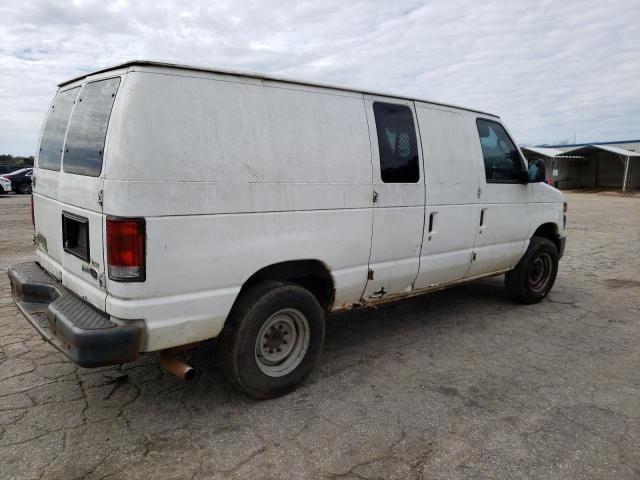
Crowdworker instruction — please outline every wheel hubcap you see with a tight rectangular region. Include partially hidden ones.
[255,308,310,377]
[528,252,553,293]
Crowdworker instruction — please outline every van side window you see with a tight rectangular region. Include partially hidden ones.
[38,88,80,171]
[373,103,419,183]
[63,78,120,177]
[476,119,524,182]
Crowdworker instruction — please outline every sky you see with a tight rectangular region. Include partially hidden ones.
[1,0,639,156]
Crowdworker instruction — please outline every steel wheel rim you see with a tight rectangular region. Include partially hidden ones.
[255,308,310,377]
[528,252,553,293]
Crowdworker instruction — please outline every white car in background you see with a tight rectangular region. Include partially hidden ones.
[0,176,11,195]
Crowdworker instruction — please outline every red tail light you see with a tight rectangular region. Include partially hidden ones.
[107,217,146,282]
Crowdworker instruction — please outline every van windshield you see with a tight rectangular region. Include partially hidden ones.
[38,87,80,171]
[63,78,120,177]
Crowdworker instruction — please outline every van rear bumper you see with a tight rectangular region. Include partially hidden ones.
[7,262,141,368]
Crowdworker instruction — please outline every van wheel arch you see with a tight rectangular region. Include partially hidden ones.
[532,223,561,252]
[235,260,335,314]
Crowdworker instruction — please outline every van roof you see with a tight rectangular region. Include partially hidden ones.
[58,60,499,118]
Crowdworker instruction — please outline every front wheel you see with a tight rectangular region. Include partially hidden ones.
[217,281,325,399]
[505,236,559,304]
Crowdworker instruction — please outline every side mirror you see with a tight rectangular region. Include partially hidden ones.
[528,158,546,183]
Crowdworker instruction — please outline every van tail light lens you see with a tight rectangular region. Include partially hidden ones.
[107,217,146,282]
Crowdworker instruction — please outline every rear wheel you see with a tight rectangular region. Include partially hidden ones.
[17,183,31,194]
[217,281,325,399]
[505,236,559,304]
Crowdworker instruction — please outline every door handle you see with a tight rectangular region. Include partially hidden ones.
[479,208,487,232]
[427,212,436,241]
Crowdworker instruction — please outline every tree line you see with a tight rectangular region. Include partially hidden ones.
[0,154,35,166]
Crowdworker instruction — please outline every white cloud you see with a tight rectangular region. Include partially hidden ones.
[1,0,639,154]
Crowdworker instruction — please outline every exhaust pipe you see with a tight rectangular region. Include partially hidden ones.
[160,349,196,381]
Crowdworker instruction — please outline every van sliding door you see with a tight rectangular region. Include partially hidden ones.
[361,96,425,300]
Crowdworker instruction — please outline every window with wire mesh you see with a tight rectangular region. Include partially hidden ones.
[373,102,419,183]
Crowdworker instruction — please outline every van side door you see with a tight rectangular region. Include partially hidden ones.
[413,106,482,289]
[362,97,425,300]
[465,117,532,277]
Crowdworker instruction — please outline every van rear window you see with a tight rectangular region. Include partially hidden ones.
[63,78,120,177]
[38,88,79,171]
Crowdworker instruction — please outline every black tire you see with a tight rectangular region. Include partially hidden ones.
[17,183,31,194]
[217,281,325,399]
[505,236,559,304]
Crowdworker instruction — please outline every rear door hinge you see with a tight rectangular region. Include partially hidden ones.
[367,268,374,280]
[97,189,103,206]
[373,190,379,203]
[471,251,477,261]
[477,186,482,198]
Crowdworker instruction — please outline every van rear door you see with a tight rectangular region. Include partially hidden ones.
[34,77,121,311]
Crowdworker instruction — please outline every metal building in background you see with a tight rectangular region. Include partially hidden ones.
[521,140,640,192]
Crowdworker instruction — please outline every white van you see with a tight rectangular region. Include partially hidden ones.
[9,61,566,398]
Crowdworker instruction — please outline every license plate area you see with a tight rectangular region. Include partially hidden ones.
[62,211,90,262]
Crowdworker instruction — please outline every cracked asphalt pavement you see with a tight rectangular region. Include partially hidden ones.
[1,192,639,479]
